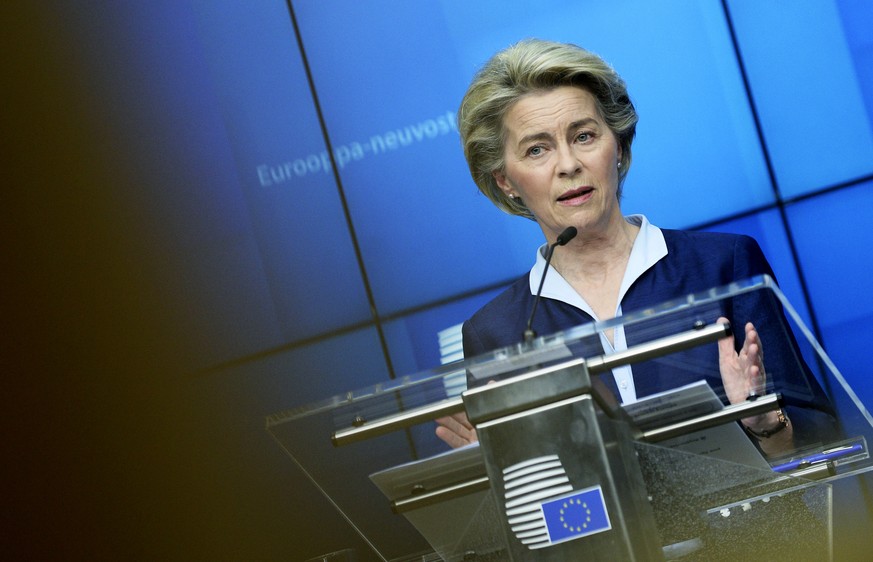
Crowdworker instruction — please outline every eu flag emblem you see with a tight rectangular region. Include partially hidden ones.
[540,485,611,545]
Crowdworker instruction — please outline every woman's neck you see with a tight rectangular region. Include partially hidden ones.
[551,217,638,282]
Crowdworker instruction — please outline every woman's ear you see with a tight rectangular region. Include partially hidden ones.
[492,169,513,196]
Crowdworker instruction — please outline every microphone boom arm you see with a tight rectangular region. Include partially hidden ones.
[523,226,577,343]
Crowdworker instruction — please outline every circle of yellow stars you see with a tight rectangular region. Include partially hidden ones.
[559,498,592,533]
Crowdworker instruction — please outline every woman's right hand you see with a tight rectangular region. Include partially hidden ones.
[435,411,478,448]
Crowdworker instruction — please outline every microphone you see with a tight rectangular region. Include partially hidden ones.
[523,226,578,343]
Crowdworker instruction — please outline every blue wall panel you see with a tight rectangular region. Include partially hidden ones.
[787,181,873,408]
[726,0,873,196]
[191,1,375,343]
[293,1,545,315]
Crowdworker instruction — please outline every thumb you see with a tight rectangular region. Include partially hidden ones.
[716,316,736,362]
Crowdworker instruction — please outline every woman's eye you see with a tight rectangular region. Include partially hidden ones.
[576,132,592,143]
[527,146,543,156]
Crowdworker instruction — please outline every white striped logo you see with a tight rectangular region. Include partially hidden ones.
[502,455,573,550]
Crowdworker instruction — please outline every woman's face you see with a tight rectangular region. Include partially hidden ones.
[493,86,623,243]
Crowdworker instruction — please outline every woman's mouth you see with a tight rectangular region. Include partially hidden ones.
[557,187,594,205]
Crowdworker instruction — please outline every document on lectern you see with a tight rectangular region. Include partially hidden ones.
[623,380,770,470]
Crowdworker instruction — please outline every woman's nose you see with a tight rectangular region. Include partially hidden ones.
[556,143,582,177]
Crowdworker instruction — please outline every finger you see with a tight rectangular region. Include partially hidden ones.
[716,316,736,363]
[742,323,766,379]
[434,416,462,436]
[745,322,763,358]
[744,342,761,366]
[436,413,472,434]
[748,322,764,358]
[435,425,467,448]
[435,419,477,448]
[451,411,474,431]
[435,417,467,441]
[436,414,475,440]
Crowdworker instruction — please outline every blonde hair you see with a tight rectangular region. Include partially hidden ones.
[459,39,637,219]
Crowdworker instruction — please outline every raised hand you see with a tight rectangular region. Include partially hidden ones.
[717,317,765,406]
[716,316,792,455]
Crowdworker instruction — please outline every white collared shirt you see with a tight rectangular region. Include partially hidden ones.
[528,214,668,403]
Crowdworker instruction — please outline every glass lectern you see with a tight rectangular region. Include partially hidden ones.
[267,276,873,561]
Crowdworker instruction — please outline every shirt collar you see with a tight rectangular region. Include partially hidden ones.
[528,214,667,319]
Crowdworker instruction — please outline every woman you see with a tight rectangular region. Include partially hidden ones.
[436,39,835,457]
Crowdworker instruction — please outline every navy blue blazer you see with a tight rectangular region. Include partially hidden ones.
[463,229,837,447]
